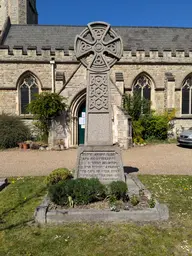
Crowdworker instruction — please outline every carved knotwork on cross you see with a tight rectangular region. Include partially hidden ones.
[74,22,123,72]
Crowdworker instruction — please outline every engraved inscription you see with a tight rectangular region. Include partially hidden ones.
[78,152,122,182]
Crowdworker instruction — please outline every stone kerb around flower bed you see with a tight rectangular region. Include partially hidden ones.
[34,174,169,224]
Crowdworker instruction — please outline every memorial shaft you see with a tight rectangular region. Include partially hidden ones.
[85,71,112,145]
[75,22,125,183]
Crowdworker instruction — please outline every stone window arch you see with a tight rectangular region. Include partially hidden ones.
[132,73,154,112]
[18,72,40,114]
[182,75,192,115]
[133,73,151,102]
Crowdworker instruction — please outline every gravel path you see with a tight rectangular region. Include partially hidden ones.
[0,144,191,177]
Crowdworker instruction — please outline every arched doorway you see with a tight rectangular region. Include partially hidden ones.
[70,89,86,147]
[78,101,86,144]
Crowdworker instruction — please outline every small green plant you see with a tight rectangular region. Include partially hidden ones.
[45,168,73,186]
[108,195,123,212]
[0,113,31,149]
[108,194,117,205]
[68,196,74,208]
[130,194,140,206]
[108,181,128,200]
[48,178,106,206]
[148,197,156,208]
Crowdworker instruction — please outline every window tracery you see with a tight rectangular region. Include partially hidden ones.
[19,74,39,114]
[133,74,151,101]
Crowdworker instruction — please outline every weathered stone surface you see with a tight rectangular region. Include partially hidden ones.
[126,174,152,199]
[75,145,125,183]
[46,206,169,223]
[34,196,49,224]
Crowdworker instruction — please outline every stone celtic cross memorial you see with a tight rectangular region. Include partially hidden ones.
[75,21,125,183]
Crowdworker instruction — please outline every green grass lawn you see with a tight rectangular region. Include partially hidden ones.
[1,175,192,256]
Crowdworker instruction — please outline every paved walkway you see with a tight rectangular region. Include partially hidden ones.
[0,144,191,177]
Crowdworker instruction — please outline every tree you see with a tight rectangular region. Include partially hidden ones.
[27,92,67,142]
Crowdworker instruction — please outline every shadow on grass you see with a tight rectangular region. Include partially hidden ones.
[0,218,34,231]
[0,186,46,231]
[124,166,139,174]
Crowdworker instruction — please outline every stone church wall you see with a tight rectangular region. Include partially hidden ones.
[0,47,192,146]
[0,90,17,114]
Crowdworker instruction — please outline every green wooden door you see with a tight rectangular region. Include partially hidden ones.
[78,102,86,145]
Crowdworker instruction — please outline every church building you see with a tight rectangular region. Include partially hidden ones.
[0,0,192,149]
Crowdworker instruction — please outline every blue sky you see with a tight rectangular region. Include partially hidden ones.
[37,0,192,27]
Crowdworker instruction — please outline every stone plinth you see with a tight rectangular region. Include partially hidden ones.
[75,145,125,183]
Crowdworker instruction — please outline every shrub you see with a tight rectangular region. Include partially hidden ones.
[123,91,176,142]
[48,180,71,205]
[27,92,67,142]
[140,114,169,140]
[108,181,128,200]
[48,178,106,206]
[0,114,31,149]
[45,168,73,186]
[132,120,145,144]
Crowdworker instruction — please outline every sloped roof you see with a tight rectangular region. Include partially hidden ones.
[3,24,192,51]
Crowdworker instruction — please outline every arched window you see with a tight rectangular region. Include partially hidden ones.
[182,76,192,115]
[133,74,152,114]
[19,73,39,114]
[133,74,151,101]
